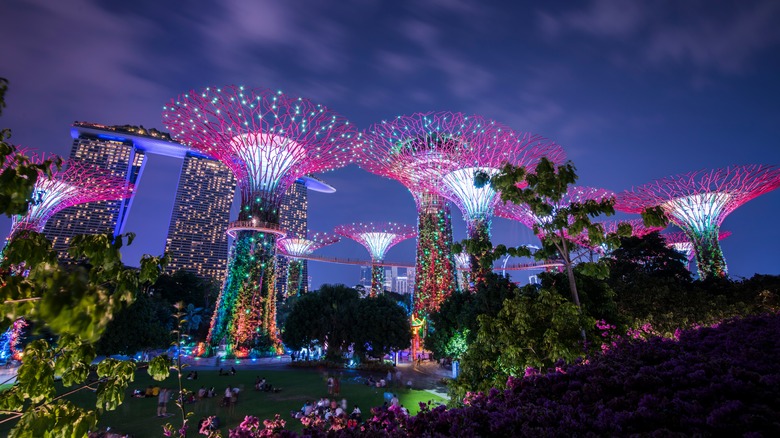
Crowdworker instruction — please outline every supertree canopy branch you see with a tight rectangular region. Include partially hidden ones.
[335,222,416,296]
[164,85,358,356]
[277,232,340,297]
[10,157,134,236]
[617,164,780,279]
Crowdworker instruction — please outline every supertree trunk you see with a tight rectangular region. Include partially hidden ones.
[371,265,385,297]
[690,229,728,279]
[207,197,281,355]
[467,218,492,288]
[414,196,458,315]
[285,259,304,298]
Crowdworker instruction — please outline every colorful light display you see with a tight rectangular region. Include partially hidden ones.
[617,165,780,279]
[276,232,340,298]
[663,230,732,272]
[334,222,416,296]
[164,85,357,355]
[8,154,134,237]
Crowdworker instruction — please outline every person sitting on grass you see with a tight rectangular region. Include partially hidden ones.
[350,405,362,423]
[197,386,206,399]
[230,366,237,375]
[222,385,232,406]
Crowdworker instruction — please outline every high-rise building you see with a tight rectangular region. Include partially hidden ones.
[44,126,146,254]
[276,180,308,296]
[164,154,236,283]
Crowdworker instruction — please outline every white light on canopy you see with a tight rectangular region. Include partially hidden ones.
[359,232,399,261]
[11,181,79,233]
[662,192,732,234]
[671,242,694,260]
[454,253,471,269]
[231,133,306,194]
[277,238,318,258]
[442,167,500,221]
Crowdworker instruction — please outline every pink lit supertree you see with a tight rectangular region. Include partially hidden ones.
[334,222,416,296]
[276,232,339,298]
[617,165,780,279]
[163,85,358,355]
[358,112,472,316]
[663,230,732,272]
[367,113,564,287]
[9,153,134,237]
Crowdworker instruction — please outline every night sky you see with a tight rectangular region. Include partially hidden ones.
[2,0,780,288]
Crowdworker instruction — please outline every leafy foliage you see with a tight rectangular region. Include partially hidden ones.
[282,284,410,362]
[0,80,167,436]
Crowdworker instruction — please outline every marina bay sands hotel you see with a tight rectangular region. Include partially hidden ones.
[44,121,325,294]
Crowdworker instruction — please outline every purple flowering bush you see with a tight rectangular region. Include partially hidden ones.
[200,313,780,436]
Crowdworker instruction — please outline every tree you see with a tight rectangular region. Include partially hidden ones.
[354,294,411,359]
[96,292,170,355]
[424,273,517,360]
[452,286,589,398]
[0,79,167,436]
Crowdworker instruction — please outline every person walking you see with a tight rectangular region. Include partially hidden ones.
[156,388,170,417]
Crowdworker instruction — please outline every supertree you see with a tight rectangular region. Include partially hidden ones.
[368,113,564,287]
[617,164,780,279]
[663,230,731,273]
[334,222,416,296]
[163,85,357,355]
[8,153,134,237]
[276,231,339,298]
[453,253,471,292]
[358,112,469,316]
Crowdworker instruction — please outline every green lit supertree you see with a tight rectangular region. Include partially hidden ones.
[618,165,780,279]
[163,86,357,355]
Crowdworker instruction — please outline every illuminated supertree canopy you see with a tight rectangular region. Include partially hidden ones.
[276,232,339,298]
[358,112,471,315]
[9,154,134,236]
[164,85,358,355]
[334,222,416,296]
[617,164,780,279]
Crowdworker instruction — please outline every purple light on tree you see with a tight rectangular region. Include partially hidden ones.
[334,222,416,296]
[9,153,134,237]
[276,231,339,297]
[617,164,780,279]
[163,85,358,355]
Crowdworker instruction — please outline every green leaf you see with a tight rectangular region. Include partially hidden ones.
[148,355,172,381]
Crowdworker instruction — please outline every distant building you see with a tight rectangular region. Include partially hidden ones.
[44,125,146,255]
[276,180,308,296]
[359,266,372,289]
[164,154,236,283]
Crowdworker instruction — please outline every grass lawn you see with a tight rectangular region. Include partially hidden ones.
[0,367,447,437]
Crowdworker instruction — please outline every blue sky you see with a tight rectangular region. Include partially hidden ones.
[1,0,779,287]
